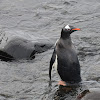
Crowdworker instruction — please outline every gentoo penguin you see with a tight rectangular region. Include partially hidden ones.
[49,25,81,86]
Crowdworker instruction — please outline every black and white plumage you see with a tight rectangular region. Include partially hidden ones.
[49,25,81,85]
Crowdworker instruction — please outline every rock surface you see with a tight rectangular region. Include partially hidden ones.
[76,88,100,100]
[0,29,53,61]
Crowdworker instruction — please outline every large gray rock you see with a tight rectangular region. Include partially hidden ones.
[0,29,53,61]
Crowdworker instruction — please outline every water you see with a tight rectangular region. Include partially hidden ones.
[0,0,100,100]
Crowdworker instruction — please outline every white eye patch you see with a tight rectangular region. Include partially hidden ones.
[65,25,71,30]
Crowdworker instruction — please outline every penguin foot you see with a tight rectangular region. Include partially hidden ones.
[58,81,66,86]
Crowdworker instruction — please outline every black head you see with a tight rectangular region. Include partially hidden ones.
[61,25,80,39]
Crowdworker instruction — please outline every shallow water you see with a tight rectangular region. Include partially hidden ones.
[0,0,100,100]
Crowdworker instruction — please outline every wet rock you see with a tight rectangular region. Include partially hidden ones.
[76,88,100,100]
[0,30,53,61]
[53,84,87,100]
[1,38,53,61]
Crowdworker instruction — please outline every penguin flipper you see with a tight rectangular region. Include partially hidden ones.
[49,48,56,81]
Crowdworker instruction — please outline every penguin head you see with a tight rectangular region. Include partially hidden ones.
[61,25,80,38]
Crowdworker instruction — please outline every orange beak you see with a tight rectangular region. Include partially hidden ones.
[72,28,80,31]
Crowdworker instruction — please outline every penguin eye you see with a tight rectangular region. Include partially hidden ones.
[67,29,70,31]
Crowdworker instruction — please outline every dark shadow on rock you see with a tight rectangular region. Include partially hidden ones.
[30,50,36,60]
[0,50,14,62]
[76,89,90,100]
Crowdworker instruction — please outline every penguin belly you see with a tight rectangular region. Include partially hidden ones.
[53,54,61,79]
